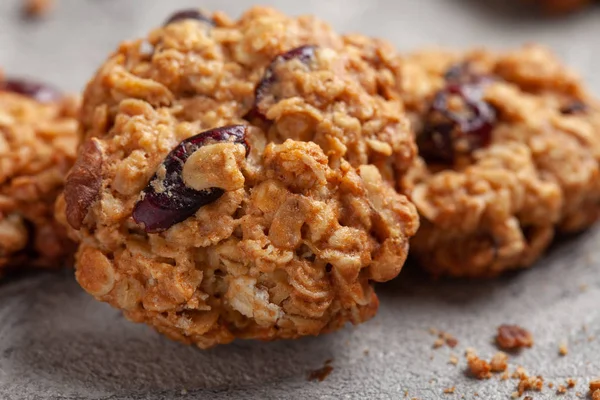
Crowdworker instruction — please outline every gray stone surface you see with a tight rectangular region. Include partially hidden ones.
[1,0,599,399]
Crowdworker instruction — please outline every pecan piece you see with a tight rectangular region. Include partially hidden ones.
[64,138,103,230]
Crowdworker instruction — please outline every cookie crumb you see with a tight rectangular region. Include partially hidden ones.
[514,368,543,396]
[449,354,459,365]
[558,342,568,356]
[591,379,600,392]
[308,360,334,382]
[22,0,54,18]
[431,330,458,348]
[567,378,577,388]
[490,351,508,372]
[548,382,554,389]
[467,351,492,379]
[497,325,533,350]
[524,396,533,400]
[501,370,510,380]
[443,387,455,394]
[556,385,567,394]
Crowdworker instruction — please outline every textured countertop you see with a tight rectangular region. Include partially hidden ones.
[1,0,599,399]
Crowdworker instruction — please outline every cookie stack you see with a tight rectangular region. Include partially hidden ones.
[2,6,599,348]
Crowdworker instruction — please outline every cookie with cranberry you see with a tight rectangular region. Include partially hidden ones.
[397,45,600,277]
[0,74,78,272]
[58,7,418,348]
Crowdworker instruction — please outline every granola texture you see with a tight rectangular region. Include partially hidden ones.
[0,75,78,272]
[397,45,600,277]
[58,7,418,348]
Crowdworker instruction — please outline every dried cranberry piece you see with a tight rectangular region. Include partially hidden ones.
[560,100,587,115]
[133,125,248,233]
[245,45,317,120]
[164,9,214,26]
[418,64,496,164]
[0,78,61,103]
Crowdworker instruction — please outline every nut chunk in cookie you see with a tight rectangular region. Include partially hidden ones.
[0,74,78,271]
[59,7,418,348]
[398,45,600,278]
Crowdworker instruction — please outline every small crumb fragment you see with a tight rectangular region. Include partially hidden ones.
[524,396,533,400]
[449,354,459,365]
[514,368,543,396]
[467,351,492,379]
[22,0,54,18]
[497,324,534,350]
[567,378,577,388]
[548,382,554,389]
[591,379,600,392]
[559,342,568,356]
[511,392,519,399]
[490,351,508,372]
[431,330,458,348]
[556,385,567,394]
[308,360,333,382]
[575,391,583,398]
[501,370,510,380]
[443,387,455,394]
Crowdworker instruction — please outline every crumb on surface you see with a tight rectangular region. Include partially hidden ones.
[501,370,510,380]
[559,342,568,356]
[524,396,533,400]
[517,373,544,396]
[22,0,54,17]
[467,351,492,379]
[308,360,334,382]
[443,387,455,394]
[548,382,554,389]
[556,385,567,394]
[591,379,600,392]
[449,354,459,365]
[431,330,458,348]
[567,378,577,388]
[490,351,508,372]
[497,325,534,350]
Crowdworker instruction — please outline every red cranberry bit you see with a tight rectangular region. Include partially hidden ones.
[164,9,214,26]
[419,65,496,164]
[133,125,249,233]
[246,45,317,120]
[0,78,61,103]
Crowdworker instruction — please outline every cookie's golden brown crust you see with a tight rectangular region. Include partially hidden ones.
[59,7,418,348]
[0,79,78,271]
[397,45,600,278]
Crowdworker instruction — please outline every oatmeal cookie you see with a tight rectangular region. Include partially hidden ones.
[0,74,78,271]
[396,45,600,277]
[58,7,418,348]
